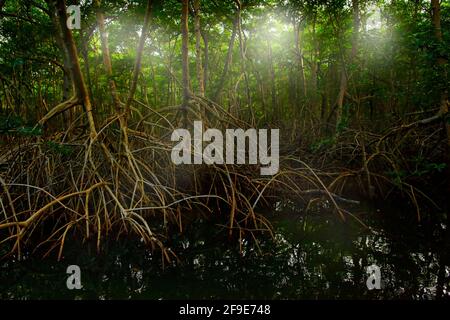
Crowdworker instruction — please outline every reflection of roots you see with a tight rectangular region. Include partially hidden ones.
[1,97,437,262]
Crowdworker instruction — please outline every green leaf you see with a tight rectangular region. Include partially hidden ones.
[17,126,43,137]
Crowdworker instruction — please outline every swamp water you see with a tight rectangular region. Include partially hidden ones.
[1,200,449,300]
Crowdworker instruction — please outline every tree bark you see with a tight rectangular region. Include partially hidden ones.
[267,40,277,119]
[181,0,191,125]
[294,20,307,102]
[124,0,153,122]
[201,29,209,95]
[431,0,449,132]
[431,0,450,229]
[48,2,72,102]
[213,10,239,102]
[237,2,251,111]
[310,13,319,105]
[43,0,97,138]
[81,31,94,101]
[336,0,359,132]
[94,0,122,114]
[194,0,204,98]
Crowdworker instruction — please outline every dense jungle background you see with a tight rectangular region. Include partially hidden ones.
[0,0,449,299]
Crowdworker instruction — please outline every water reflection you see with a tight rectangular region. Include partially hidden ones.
[0,202,449,299]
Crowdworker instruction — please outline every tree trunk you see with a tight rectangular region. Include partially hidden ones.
[96,0,152,182]
[294,20,306,102]
[48,2,72,102]
[431,0,450,228]
[431,0,449,137]
[267,40,277,120]
[213,10,239,102]
[194,0,204,98]
[201,28,209,95]
[237,3,251,112]
[124,0,153,122]
[310,13,319,105]
[94,0,122,114]
[336,0,359,132]
[181,0,191,125]
[81,33,94,102]
[46,0,97,138]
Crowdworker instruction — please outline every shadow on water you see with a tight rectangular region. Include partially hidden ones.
[1,199,449,300]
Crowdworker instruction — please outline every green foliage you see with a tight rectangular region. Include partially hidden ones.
[16,126,43,137]
[0,115,23,133]
[385,169,407,187]
[309,137,335,153]
[0,116,42,137]
[336,104,350,134]
[44,141,73,157]
[385,156,447,186]
[412,155,447,177]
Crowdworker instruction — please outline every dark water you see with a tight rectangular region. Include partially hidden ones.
[1,200,449,300]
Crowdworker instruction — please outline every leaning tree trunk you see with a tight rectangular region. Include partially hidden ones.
[55,0,96,135]
[41,0,97,139]
[50,8,72,101]
[47,1,73,130]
